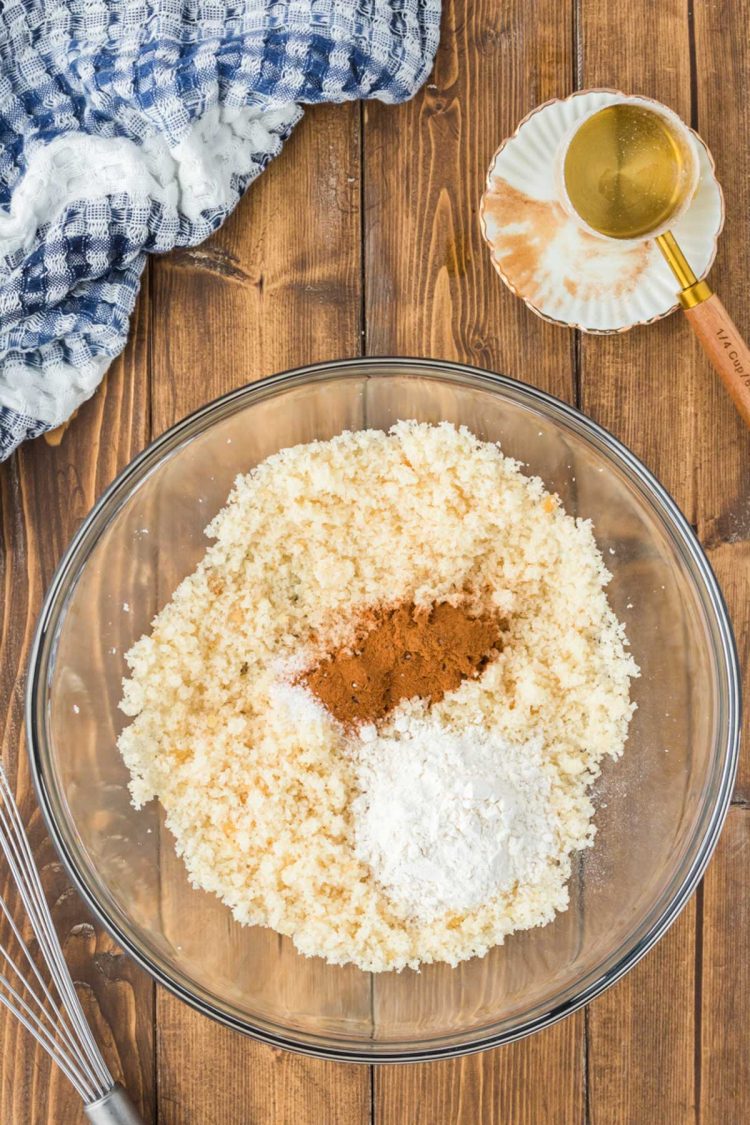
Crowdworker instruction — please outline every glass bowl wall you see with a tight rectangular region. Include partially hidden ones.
[27,359,739,1061]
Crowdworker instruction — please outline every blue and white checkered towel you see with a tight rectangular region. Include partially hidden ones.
[0,1,440,458]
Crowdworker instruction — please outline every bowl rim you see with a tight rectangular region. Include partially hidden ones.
[25,356,741,1063]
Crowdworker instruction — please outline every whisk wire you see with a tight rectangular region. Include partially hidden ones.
[0,767,113,1099]
[0,801,108,1095]
[0,965,97,1100]
[0,889,108,1101]
[1,768,113,1089]
[0,893,70,1027]
[0,881,98,1070]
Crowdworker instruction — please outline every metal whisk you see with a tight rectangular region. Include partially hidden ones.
[0,766,146,1123]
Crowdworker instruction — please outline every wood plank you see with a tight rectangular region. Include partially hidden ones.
[700,806,750,1123]
[578,1,717,1120]
[151,105,362,415]
[365,0,584,1117]
[586,904,697,1124]
[707,542,750,795]
[0,279,154,1123]
[577,0,700,502]
[156,1014,370,1125]
[376,1019,584,1125]
[149,101,372,1124]
[1,4,746,1123]
[364,0,576,400]
[692,0,750,796]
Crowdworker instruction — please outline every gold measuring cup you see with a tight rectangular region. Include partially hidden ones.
[560,96,750,429]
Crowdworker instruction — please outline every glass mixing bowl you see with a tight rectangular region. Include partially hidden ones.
[26,358,740,1061]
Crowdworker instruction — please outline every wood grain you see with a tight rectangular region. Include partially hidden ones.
[376,1019,584,1125]
[692,0,750,797]
[586,905,698,1124]
[1,1,749,1121]
[150,105,362,419]
[364,0,576,399]
[149,101,371,1125]
[577,0,700,503]
[578,1,706,1119]
[0,278,154,1123]
[156,1016,370,1125]
[700,807,750,1123]
[708,542,750,791]
[365,0,586,1119]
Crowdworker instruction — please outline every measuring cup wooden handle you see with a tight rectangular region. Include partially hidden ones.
[683,294,750,428]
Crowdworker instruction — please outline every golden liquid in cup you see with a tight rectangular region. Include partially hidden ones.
[563,104,693,239]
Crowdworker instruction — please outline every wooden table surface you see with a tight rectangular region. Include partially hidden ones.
[2,1,749,1121]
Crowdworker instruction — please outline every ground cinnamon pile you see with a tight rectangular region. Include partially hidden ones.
[302,601,504,728]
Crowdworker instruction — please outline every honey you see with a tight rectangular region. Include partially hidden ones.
[563,104,693,239]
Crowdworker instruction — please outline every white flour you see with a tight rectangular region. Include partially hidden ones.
[352,712,557,921]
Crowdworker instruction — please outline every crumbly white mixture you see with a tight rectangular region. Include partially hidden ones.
[118,421,638,972]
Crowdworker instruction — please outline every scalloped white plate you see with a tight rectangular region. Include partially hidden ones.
[479,89,725,333]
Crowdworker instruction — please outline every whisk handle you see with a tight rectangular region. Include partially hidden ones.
[84,1085,147,1125]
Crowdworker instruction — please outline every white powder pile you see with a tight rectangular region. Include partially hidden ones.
[118,421,639,972]
[353,714,554,920]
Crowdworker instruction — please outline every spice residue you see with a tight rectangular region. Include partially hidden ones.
[482,177,652,307]
[301,600,504,728]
